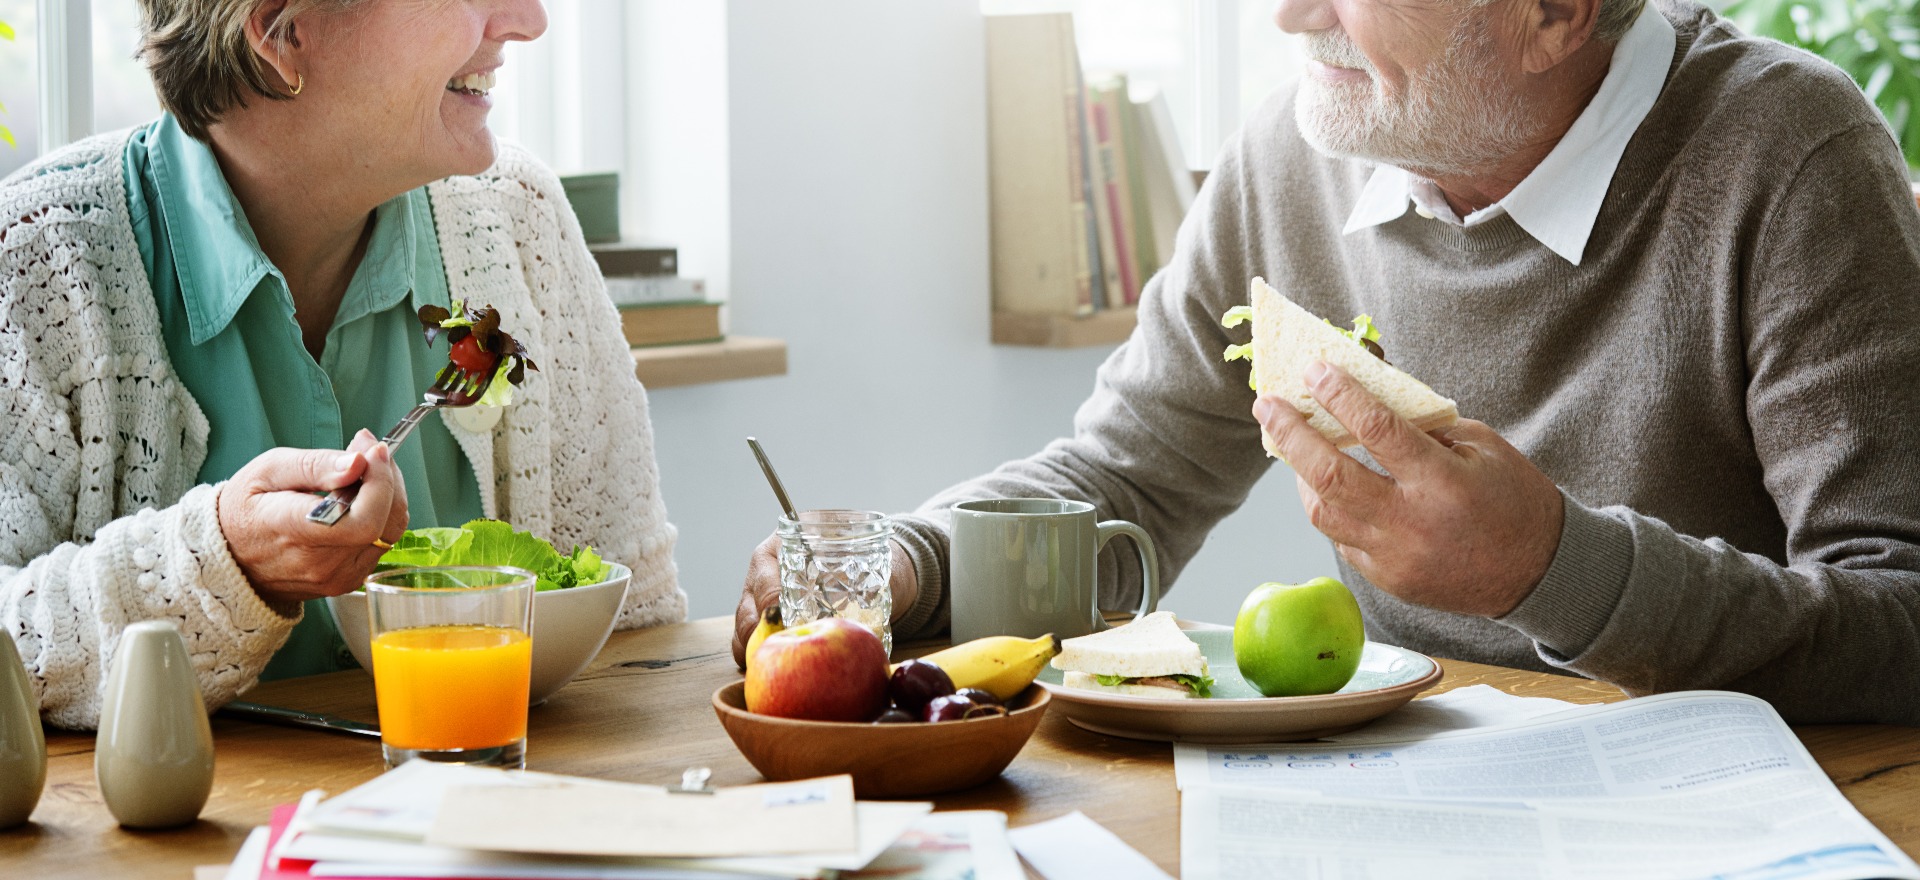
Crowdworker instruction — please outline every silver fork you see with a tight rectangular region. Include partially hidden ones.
[306,362,496,526]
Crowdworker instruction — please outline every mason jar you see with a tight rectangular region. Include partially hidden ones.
[777,509,893,656]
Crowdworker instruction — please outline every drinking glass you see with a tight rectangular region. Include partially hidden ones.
[366,566,535,770]
[778,510,894,655]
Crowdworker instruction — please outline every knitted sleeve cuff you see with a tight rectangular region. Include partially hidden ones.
[191,482,301,632]
[889,513,951,642]
[1496,491,1636,659]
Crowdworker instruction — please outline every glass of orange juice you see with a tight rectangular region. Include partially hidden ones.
[366,566,534,770]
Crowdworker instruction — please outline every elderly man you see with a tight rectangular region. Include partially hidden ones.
[734,0,1920,723]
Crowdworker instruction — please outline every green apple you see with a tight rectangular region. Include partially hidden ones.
[1233,577,1367,697]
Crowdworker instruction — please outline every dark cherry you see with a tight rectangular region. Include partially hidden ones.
[872,708,918,724]
[924,694,1010,723]
[954,688,1002,707]
[887,659,956,715]
[923,694,977,723]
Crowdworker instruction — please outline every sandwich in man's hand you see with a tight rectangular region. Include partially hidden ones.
[1223,277,1458,452]
[1050,611,1214,699]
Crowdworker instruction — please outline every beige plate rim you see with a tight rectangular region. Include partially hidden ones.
[1034,635,1445,743]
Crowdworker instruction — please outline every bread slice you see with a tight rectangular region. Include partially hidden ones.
[1248,277,1458,452]
[1051,610,1207,679]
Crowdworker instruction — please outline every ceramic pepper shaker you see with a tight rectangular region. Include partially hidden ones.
[0,630,46,829]
[94,621,214,829]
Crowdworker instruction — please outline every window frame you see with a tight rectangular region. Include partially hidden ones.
[33,0,88,153]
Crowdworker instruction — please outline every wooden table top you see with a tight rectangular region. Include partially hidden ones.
[6,616,1918,878]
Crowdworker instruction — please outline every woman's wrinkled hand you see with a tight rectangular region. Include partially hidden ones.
[217,429,410,608]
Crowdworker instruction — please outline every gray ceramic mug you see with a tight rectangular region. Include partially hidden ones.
[948,499,1161,642]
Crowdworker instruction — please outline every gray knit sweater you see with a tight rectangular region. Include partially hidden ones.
[892,0,1920,724]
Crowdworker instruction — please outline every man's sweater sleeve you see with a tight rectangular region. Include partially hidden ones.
[891,141,1279,641]
[1500,123,1920,724]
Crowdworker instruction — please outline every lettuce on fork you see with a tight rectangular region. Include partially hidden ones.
[376,519,610,592]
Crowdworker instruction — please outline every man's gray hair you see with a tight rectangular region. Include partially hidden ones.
[137,0,370,141]
[1594,0,1649,42]
[1462,0,1647,43]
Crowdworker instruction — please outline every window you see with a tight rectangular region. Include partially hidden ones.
[0,0,226,180]
[0,0,37,180]
[979,0,1303,169]
[94,0,160,135]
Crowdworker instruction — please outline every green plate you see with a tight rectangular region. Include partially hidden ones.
[1037,626,1442,744]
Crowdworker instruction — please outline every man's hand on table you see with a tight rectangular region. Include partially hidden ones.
[217,429,410,609]
[1254,362,1564,618]
[732,535,920,669]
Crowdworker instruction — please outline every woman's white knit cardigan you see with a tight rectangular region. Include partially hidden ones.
[0,132,686,729]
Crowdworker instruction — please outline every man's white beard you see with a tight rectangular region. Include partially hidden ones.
[1294,21,1540,177]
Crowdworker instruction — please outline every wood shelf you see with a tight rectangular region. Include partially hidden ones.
[991,307,1137,348]
[631,336,787,388]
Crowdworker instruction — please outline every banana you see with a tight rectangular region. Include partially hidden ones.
[742,605,784,672]
[911,633,1061,701]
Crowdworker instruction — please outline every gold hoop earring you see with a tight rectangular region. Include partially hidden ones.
[289,73,304,97]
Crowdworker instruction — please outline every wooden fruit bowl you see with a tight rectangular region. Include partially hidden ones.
[711,682,1050,799]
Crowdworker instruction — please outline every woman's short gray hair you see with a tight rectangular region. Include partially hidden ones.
[1594,0,1649,42]
[137,0,367,141]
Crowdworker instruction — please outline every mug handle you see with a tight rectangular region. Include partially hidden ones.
[1094,520,1161,625]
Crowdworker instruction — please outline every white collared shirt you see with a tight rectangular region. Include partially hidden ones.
[1340,4,1677,265]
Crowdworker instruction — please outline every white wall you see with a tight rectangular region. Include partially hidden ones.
[641,0,1336,631]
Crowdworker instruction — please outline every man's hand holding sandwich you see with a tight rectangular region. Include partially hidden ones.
[1254,361,1565,620]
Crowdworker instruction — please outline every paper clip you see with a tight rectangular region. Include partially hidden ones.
[668,766,715,795]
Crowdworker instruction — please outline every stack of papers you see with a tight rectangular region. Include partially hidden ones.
[221,762,1022,880]
[1174,690,1920,880]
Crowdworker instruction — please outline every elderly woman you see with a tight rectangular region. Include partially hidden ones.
[0,0,684,729]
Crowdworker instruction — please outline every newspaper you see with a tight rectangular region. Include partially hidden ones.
[1175,690,1919,880]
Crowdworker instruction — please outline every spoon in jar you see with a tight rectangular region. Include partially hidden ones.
[746,437,802,523]
[746,436,821,621]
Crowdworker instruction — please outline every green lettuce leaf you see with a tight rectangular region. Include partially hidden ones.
[474,356,520,408]
[1323,314,1382,347]
[1221,307,1258,391]
[374,519,611,591]
[1091,672,1215,697]
[1171,673,1215,698]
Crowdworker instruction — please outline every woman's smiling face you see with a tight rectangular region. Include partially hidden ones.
[290,0,546,182]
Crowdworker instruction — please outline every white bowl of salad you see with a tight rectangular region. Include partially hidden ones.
[328,520,631,706]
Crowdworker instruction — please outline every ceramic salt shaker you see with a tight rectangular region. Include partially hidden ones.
[95,621,214,829]
[0,630,46,829]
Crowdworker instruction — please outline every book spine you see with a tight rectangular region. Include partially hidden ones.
[1064,56,1099,315]
[1080,81,1125,311]
[1144,91,1196,207]
[620,303,724,348]
[590,246,679,277]
[1090,98,1139,307]
[1117,84,1160,294]
[604,276,707,308]
[985,14,1088,318]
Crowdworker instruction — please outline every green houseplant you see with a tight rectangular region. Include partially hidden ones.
[1721,0,1920,169]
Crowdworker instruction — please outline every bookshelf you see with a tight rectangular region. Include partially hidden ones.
[991,308,1137,348]
[631,336,788,389]
[984,14,1192,351]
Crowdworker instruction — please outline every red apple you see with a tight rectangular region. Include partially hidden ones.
[744,617,890,721]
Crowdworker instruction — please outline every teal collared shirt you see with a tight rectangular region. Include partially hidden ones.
[124,115,485,679]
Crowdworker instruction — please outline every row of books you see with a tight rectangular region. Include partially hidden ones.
[985,13,1198,318]
[589,239,724,348]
